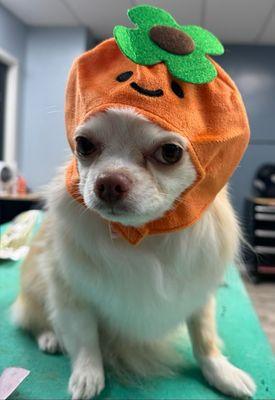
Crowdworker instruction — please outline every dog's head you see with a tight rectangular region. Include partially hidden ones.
[74,108,196,227]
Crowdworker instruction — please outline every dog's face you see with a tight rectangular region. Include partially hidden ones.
[74,108,196,227]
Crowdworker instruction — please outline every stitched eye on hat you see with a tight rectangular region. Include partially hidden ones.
[116,71,133,82]
[171,81,184,99]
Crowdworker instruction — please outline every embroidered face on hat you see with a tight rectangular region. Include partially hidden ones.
[65,5,250,245]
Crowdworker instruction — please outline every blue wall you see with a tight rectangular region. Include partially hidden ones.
[0,5,27,161]
[0,5,89,189]
[21,27,88,189]
[218,45,275,219]
[0,5,27,62]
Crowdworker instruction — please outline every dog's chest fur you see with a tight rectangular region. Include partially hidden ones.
[48,189,226,342]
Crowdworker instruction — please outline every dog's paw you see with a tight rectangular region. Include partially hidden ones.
[37,331,61,354]
[200,355,256,398]
[68,366,105,400]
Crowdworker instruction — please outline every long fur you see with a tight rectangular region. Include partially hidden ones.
[12,108,256,399]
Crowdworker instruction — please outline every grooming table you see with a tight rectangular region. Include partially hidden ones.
[0,223,274,399]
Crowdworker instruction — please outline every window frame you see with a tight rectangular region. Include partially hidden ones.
[0,47,19,164]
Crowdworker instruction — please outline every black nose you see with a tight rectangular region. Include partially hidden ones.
[95,173,132,204]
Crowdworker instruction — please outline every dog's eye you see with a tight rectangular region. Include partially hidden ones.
[116,71,133,82]
[153,143,183,165]
[75,136,96,156]
[171,81,184,98]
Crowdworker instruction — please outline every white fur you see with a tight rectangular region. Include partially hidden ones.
[68,348,105,400]
[76,107,196,226]
[200,355,256,397]
[13,108,256,399]
[37,331,60,354]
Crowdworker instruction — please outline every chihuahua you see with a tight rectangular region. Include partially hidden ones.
[12,108,256,399]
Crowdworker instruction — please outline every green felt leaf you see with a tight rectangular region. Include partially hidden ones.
[113,5,224,84]
[167,54,217,84]
[114,26,161,65]
[183,25,224,55]
[128,5,178,30]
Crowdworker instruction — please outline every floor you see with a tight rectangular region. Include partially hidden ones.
[242,271,275,352]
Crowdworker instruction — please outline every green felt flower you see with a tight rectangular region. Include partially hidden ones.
[113,5,224,84]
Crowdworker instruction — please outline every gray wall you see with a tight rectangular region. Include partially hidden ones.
[21,27,88,189]
[0,4,27,161]
[218,45,275,220]
[0,5,27,60]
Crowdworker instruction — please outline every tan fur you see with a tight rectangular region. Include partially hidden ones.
[12,223,50,335]
[187,297,221,359]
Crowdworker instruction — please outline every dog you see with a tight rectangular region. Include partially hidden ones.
[12,108,256,399]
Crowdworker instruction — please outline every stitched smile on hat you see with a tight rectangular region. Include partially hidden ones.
[116,70,184,99]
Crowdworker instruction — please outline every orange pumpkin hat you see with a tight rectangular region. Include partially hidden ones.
[65,5,250,245]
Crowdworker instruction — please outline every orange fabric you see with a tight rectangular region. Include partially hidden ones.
[65,38,250,245]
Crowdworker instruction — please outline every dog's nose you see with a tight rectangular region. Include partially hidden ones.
[95,173,132,204]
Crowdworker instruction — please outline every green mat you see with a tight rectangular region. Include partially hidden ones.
[0,225,274,399]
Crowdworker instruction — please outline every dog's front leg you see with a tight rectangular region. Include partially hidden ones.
[53,303,105,400]
[187,296,256,398]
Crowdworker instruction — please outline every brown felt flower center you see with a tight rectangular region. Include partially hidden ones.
[149,25,195,55]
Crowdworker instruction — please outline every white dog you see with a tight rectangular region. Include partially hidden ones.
[12,108,256,399]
